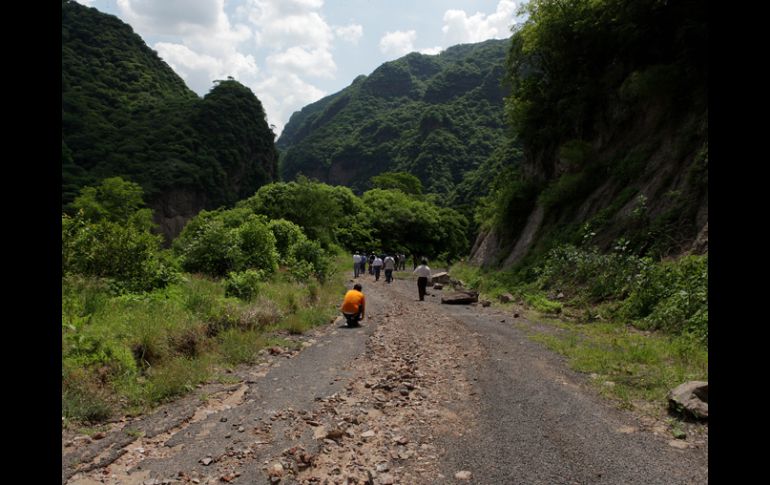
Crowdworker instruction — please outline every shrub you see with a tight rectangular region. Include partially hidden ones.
[268,219,307,263]
[224,269,265,301]
[624,255,708,341]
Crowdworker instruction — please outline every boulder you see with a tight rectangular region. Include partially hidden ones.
[667,381,708,419]
[433,283,444,290]
[441,291,479,305]
[431,272,452,284]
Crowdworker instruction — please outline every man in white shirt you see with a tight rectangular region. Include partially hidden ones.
[383,255,396,283]
[353,252,362,278]
[372,255,384,281]
[413,259,431,301]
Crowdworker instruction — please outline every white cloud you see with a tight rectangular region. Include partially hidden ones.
[334,24,363,44]
[442,0,517,44]
[258,13,333,49]
[267,46,336,78]
[240,1,333,49]
[73,0,95,6]
[419,46,444,55]
[379,30,417,58]
[252,73,326,135]
[116,0,258,97]
[155,42,259,93]
[117,0,222,35]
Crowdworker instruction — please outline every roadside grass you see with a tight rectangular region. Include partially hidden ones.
[61,253,349,424]
[449,257,707,416]
[518,316,707,412]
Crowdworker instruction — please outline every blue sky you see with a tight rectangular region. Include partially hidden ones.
[73,1,526,135]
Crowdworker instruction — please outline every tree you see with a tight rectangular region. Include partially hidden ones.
[370,172,423,195]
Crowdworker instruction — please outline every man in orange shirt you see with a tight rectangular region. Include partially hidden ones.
[341,283,366,327]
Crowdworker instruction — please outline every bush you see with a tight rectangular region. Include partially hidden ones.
[175,210,278,277]
[536,243,646,301]
[62,214,176,292]
[224,269,265,301]
[288,238,330,282]
[623,255,708,341]
[268,219,307,263]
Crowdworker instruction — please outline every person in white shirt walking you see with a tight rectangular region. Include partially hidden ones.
[353,252,362,278]
[413,259,431,301]
[372,255,384,281]
[383,255,396,283]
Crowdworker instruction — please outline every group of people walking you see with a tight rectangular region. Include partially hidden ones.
[342,254,433,326]
[352,252,406,283]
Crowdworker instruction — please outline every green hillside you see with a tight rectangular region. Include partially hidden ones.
[61,0,278,240]
[277,38,515,204]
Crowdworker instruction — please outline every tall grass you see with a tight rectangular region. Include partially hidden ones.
[62,253,349,424]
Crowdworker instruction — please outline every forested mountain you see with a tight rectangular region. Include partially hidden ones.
[61,0,278,240]
[277,38,514,207]
[471,0,708,267]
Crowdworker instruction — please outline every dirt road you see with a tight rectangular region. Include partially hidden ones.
[63,273,708,484]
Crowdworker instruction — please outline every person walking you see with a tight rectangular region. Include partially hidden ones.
[383,254,396,283]
[413,258,431,301]
[372,255,383,281]
[353,252,362,278]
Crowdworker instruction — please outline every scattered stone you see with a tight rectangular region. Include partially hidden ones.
[616,426,637,434]
[556,292,565,299]
[200,457,213,466]
[480,300,491,307]
[668,440,689,449]
[433,283,444,290]
[326,428,345,441]
[92,432,106,440]
[667,381,708,419]
[376,463,390,472]
[441,291,479,305]
[313,426,327,440]
[498,293,513,303]
[220,417,228,423]
[455,470,473,480]
[268,463,284,477]
[378,473,395,484]
[361,430,376,438]
[513,313,520,318]
[431,272,452,284]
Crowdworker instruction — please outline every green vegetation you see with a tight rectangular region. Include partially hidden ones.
[523,319,707,410]
[278,39,513,206]
[451,241,707,412]
[62,0,708,427]
[62,0,277,223]
[62,174,467,425]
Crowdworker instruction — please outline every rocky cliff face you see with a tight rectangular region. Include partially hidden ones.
[470,102,708,267]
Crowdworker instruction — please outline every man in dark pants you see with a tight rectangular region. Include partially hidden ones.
[413,259,431,301]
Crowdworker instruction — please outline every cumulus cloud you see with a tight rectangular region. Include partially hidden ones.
[155,41,259,91]
[117,0,222,35]
[266,46,335,78]
[73,0,95,6]
[419,46,444,55]
[442,0,517,44]
[253,73,326,135]
[379,30,417,58]
[334,24,363,44]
